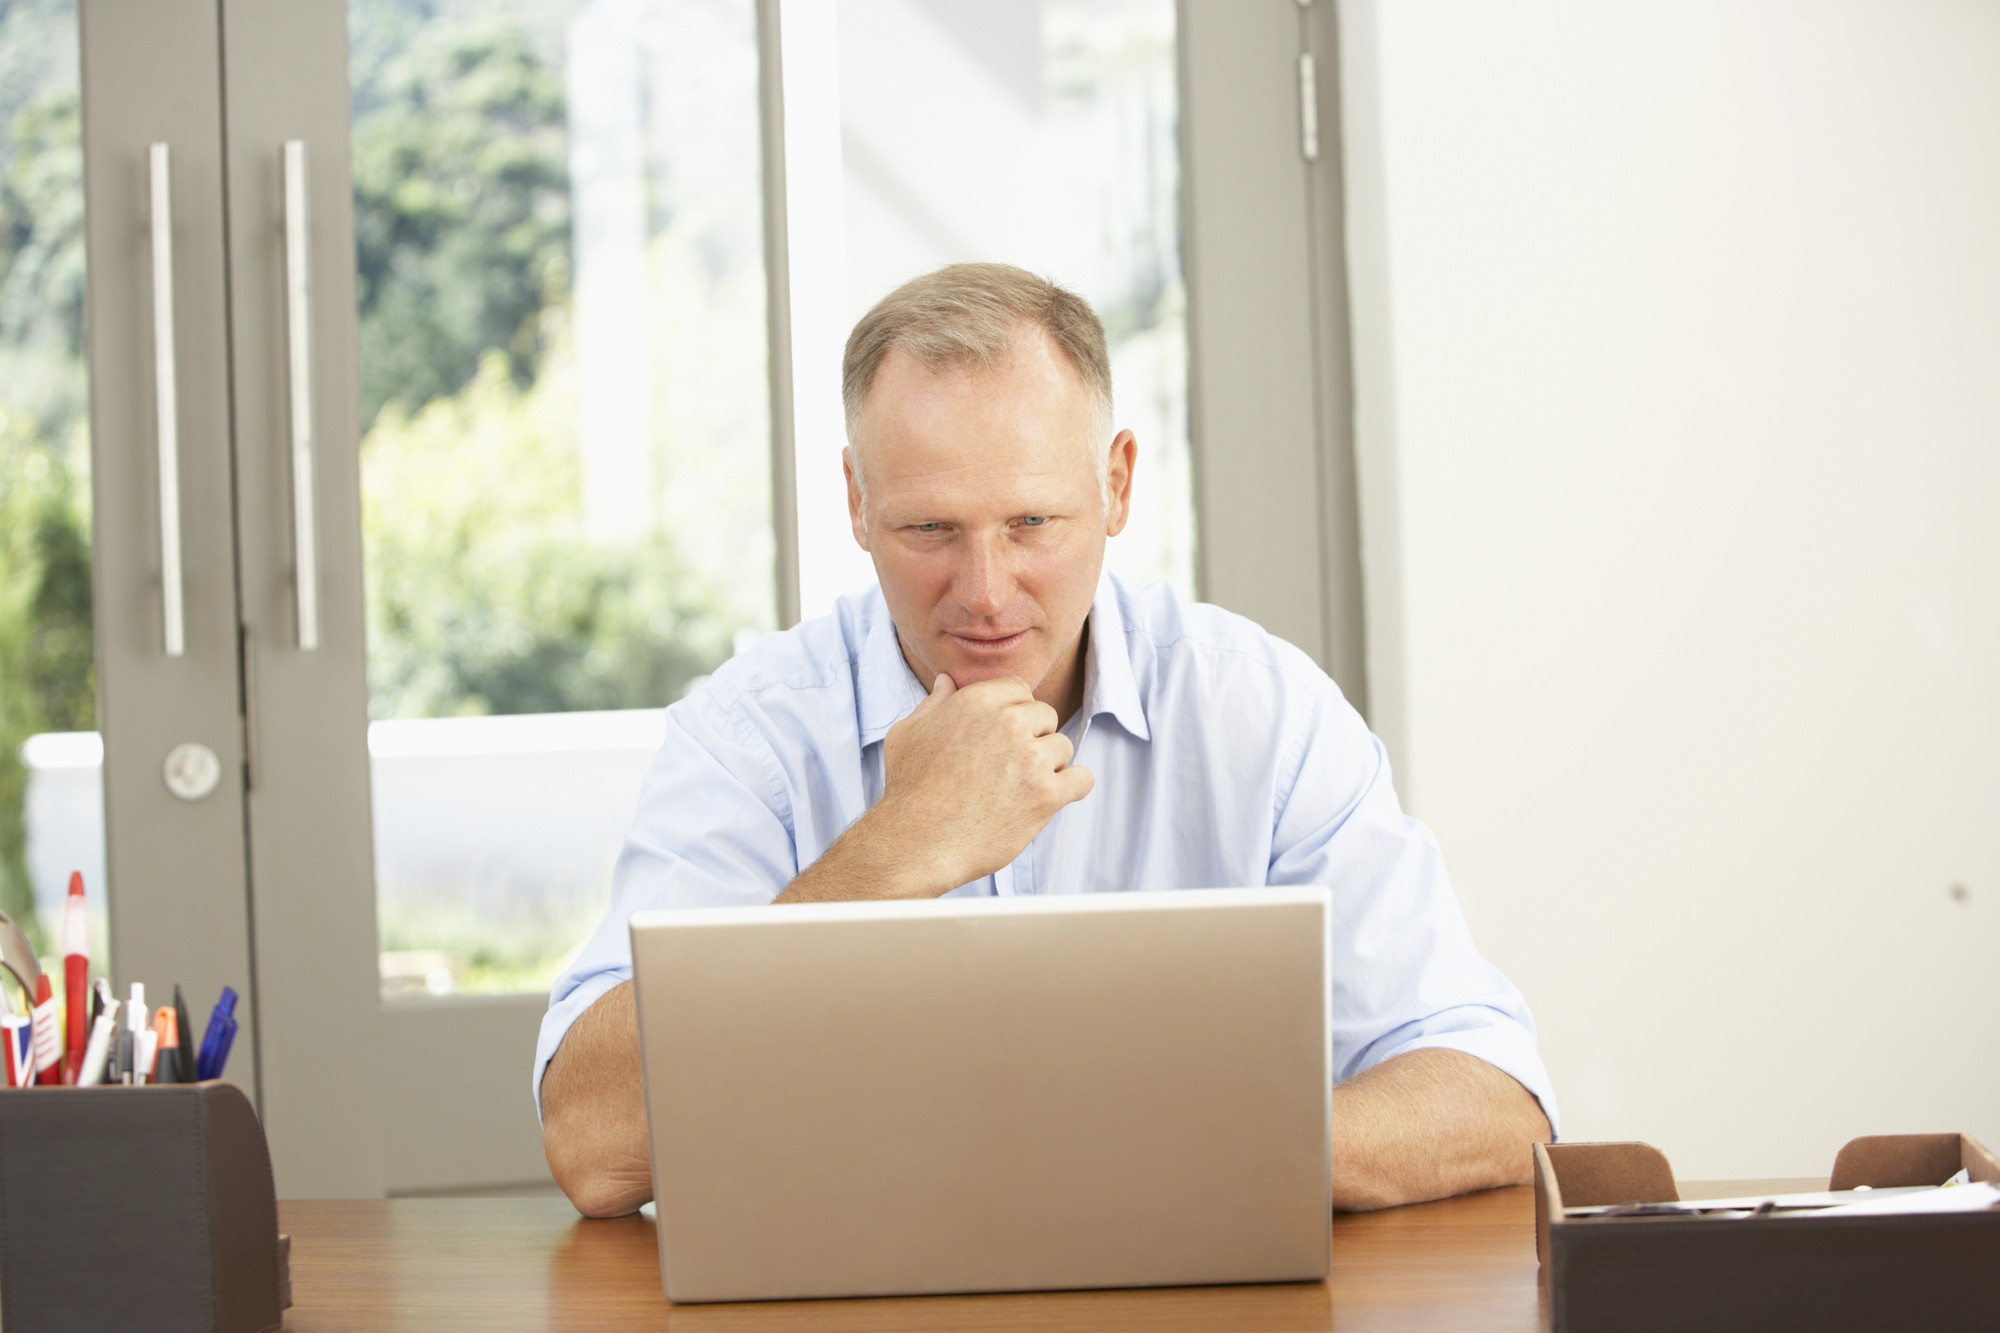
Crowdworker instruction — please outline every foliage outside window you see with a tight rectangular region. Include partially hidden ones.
[0,0,90,955]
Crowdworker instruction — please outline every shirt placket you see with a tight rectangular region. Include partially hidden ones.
[1003,710,1092,898]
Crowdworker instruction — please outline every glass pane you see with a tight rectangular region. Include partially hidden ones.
[791,0,1193,617]
[0,0,109,986]
[349,0,774,997]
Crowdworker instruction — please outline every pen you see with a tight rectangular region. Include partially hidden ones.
[196,986,238,1082]
[62,872,88,1083]
[133,1026,158,1085]
[172,985,194,1084]
[126,982,149,1084]
[31,975,61,1085]
[150,1007,179,1084]
[77,1001,119,1086]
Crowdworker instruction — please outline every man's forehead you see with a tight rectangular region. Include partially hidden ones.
[866,331,1084,411]
[857,335,1095,478]
[871,455,1084,507]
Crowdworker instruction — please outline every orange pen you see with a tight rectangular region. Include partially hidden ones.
[151,1006,180,1084]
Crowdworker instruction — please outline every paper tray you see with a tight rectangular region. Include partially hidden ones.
[1534,1133,2000,1332]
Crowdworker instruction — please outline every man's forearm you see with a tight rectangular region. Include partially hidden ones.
[772,803,949,903]
[541,982,652,1217]
[1328,1047,1551,1211]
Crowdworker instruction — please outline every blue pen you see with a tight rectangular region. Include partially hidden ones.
[196,986,238,1081]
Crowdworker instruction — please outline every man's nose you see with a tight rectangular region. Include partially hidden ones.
[954,531,1016,618]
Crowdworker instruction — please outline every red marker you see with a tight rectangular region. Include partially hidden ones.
[63,871,89,1083]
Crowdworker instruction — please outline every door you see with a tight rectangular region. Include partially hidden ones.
[241,0,789,1196]
[58,0,1356,1198]
[75,0,263,1104]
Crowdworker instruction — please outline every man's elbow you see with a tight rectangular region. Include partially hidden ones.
[544,1122,653,1217]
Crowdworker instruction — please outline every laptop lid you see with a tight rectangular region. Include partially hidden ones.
[630,886,1333,1303]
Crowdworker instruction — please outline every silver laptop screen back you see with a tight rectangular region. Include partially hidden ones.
[630,887,1332,1302]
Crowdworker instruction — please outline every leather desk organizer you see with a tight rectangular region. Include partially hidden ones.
[0,1082,290,1333]
[1535,1133,2000,1331]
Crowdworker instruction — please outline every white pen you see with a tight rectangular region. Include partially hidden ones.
[77,1004,119,1086]
[133,1027,159,1085]
[109,983,144,1082]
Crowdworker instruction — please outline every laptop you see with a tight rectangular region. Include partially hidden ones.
[629,886,1333,1303]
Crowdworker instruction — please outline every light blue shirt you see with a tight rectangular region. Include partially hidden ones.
[535,574,1559,1132]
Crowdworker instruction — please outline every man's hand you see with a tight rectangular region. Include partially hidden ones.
[777,673,1094,903]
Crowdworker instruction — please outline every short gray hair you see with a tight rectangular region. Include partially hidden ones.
[842,263,1114,503]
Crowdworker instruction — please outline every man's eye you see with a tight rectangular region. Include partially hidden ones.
[1020,516,1047,527]
[916,522,943,533]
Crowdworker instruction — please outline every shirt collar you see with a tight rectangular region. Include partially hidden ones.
[1082,573,1149,742]
[856,591,927,748]
[854,574,1151,748]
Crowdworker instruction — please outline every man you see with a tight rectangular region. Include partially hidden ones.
[537,263,1556,1219]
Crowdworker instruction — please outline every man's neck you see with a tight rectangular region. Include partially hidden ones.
[1039,618,1090,727]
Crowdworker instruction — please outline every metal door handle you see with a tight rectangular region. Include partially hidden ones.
[149,142,184,657]
[283,139,319,650]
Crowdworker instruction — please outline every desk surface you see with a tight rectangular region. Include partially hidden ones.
[277,1179,1820,1332]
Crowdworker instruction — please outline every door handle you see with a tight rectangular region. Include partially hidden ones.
[149,142,184,657]
[283,139,319,651]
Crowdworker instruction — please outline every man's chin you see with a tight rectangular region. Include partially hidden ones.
[941,662,1039,690]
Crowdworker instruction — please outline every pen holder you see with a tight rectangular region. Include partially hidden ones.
[0,1082,288,1333]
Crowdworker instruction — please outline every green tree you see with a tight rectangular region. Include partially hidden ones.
[0,88,84,412]
[350,14,571,429]
[362,350,728,720]
[0,407,92,952]
[348,9,738,723]
[0,59,90,950]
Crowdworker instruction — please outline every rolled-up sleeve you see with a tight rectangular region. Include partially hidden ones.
[531,688,800,1121]
[1266,681,1560,1136]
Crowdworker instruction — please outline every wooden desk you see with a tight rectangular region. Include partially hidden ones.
[277,1180,1818,1331]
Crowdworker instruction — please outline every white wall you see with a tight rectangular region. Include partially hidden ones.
[1341,0,2000,1178]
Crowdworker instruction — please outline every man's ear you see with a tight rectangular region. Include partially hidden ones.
[843,447,871,551]
[1104,430,1137,538]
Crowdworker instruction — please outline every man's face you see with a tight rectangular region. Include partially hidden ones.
[846,329,1134,709]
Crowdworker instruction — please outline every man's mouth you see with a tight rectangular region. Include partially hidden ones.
[945,629,1031,654]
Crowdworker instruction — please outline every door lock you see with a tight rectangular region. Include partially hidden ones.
[163,742,222,802]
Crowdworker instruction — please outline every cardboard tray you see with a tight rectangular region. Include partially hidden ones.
[1534,1134,2000,1331]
